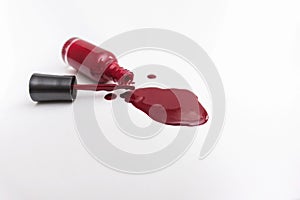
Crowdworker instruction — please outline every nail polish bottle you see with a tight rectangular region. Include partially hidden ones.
[62,38,133,84]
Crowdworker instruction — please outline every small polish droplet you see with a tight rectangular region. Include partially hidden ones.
[147,74,156,79]
[104,93,117,100]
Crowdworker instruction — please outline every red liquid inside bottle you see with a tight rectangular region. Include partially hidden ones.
[62,38,134,84]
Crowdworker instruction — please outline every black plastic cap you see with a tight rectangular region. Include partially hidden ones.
[29,73,77,102]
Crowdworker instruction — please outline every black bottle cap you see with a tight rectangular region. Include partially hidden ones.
[29,73,77,102]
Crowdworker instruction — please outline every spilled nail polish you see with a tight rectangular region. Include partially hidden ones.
[104,93,117,101]
[147,74,156,79]
[120,87,208,126]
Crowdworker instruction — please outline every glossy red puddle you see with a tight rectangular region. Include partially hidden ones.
[120,87,209,126]
[104,93,117,100]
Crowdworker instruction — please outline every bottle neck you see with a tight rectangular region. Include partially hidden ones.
[105,62,134,85]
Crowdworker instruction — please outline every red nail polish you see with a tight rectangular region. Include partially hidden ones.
[62,38,134,84]
[120,88,209,126]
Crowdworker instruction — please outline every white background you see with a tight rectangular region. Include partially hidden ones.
[1,0,300,199]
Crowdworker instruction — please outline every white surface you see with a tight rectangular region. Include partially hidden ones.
[1,0,300,199]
